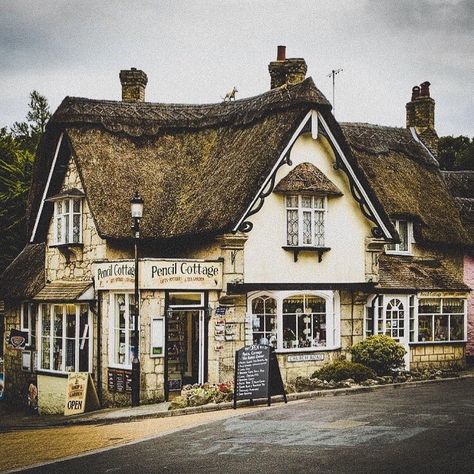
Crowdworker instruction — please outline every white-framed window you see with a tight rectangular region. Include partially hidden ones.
[38,303,91,373]
[21,302,37,348]
[365,295,466,344]
[417,298,466,342]
[386,220,413,254]
[54,198,83,244]
[286,195,327,247]
[248,291,338,351]
[109,293,137,368]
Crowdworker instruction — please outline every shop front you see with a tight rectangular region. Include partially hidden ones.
[93,259,224,405]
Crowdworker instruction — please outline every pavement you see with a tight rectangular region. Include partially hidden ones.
[15,377,474,474]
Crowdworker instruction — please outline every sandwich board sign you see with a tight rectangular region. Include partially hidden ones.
[64,372,100,416]
[233,344,287,408]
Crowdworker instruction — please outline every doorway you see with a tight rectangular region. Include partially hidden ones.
[165,292,207,399]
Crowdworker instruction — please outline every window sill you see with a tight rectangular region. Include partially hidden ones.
[49,243,83,249]
[385,250,412,256]
[108,364,133,371]
[275,346,340,353]
[282,246,331,263]
[36,370,71,378]
[409,340,466,345]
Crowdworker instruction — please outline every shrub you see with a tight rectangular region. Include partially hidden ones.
[313,360,376,383]
[351,335,406,375]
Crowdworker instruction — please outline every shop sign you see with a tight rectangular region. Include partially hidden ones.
[287,354,324,363]
[7,329,28,350]
[418,291,468,298]
[141,260,222,290]
[93,259,223,290]
[93,261,135,290]
[233,345,287,408]
[107,368,132,393]
[64,372,100,416]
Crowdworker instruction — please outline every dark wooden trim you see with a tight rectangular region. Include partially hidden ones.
[227,282,376,294]
[373,287,470,294]
[282,246,331,263]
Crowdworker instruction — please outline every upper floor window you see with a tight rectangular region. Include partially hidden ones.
[54,198,82,245]
[286,195,326,247]
[386,220,413,255]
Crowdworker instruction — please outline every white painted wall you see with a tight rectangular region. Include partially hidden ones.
[244,133,374,283]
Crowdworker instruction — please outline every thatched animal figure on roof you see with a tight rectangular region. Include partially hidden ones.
[223,86,238,102]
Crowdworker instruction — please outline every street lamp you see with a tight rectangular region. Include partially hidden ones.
[130,191,144,407]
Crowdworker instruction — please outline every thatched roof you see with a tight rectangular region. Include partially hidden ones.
[30,78,389,242]
[274,162,342,195]
[0,244,45,301]
[442,171,474,244]
[376,254,469,291]
[341,123,469,247]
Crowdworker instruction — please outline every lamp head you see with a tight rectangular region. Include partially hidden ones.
[130,191,144,219]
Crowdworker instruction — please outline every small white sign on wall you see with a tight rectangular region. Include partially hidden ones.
[287,354,324,362]
[150,317,165,357]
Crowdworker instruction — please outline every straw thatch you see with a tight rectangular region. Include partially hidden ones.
[442,171,474,244]
[27,78,358,242]
[341,123,469,246]
[376,254,469,291]
[274,162,342,195]
[0,244,45,301]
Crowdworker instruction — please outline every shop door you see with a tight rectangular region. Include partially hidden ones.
[383,296,410,369]
[167,310,206,393]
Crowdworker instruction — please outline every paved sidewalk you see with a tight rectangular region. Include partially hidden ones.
[1,368,473,432]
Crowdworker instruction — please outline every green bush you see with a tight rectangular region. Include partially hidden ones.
[351,335,406,375]
[313,360,376,383]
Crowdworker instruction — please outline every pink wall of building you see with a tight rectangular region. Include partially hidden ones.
[465,254,474,357]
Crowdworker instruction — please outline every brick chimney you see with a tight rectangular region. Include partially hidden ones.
[406,81,439,156]
[119,68,148,102]
[268,46,307,89]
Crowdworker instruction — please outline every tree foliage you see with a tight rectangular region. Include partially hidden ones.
[438,135,474,170]
[0,91,51,273]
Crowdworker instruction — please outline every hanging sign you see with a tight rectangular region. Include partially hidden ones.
[7,329,28,350]
[233,345,287,408]
[64,372,100,416]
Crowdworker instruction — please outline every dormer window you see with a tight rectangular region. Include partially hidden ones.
[386,220,413,255]
[47,189,85,245]
[286,195,326,247]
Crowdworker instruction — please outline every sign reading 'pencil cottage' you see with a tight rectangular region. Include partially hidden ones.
[93,259,223,290]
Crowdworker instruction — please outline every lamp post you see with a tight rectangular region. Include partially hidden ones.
[130,191,144,407]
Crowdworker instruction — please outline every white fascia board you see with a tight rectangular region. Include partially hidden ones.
[317,112,392,239]
[233,110,313,232]
[30,132,64,242]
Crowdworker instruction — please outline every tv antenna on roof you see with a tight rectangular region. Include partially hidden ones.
[327,68,343,117]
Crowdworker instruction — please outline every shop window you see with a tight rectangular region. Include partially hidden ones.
[110,293,136,368]
[417,298,465,342]
[54,198,82,245]
[21,302,37,348]
[249,292,336,351]
[386,220,413,255]
[286,195,326,247]
[251,295,277,347]
[39,303,91,373]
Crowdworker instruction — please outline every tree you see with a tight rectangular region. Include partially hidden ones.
[0,91,50,273]
[438,135,474,170]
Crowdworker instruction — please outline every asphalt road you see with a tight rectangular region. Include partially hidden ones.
[23,378,474,474]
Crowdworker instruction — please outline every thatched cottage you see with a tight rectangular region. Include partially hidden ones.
[0,47,471,412]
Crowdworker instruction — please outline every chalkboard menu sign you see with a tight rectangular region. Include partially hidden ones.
[107,368,132,393]
[233,344,286,408]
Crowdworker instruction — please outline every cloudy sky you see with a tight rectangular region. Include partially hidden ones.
[1,0,472,136]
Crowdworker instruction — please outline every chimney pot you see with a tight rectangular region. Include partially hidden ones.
[277,45,286,61]
[420,81,431,97]
[119,68,148,102]
[411,86,420,101]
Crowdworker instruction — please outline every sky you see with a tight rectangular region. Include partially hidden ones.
[1,0,473,136]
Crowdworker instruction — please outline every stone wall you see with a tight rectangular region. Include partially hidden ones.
[410,343,465,370]
[45,157,106,282]
[465,254,474,357]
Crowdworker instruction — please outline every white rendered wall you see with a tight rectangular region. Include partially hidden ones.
[244,133,374,283]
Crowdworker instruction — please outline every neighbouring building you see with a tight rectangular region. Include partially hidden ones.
[0,47,471,413]
[442,171,474,361]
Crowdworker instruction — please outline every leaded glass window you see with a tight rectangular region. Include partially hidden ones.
[251,295,277,347]
[285,195,327,247]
